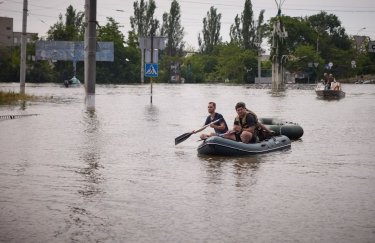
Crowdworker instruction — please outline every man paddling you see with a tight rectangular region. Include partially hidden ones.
[199,102,228,140]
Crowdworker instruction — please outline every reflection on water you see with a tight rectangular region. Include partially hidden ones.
[78,110,104,196]
[199,155,261,188]
[64,110,109,242]
[144,104,159,122]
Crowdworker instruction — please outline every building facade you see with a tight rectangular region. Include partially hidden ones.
[0,16,38,47]
[0,17,13,46]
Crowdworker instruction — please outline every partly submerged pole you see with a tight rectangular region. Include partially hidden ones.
[84,0,97,111]
[271,1,286,91]
[258,30,261,78]
[150,34,153,104]
[20,0,28,94]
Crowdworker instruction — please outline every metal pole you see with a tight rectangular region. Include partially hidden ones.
[141,48,144,84]
[73,60,77,77]
[150,35,153,104]
[258,30,261,78]
[20,0,28,94]
[84,0,97,110]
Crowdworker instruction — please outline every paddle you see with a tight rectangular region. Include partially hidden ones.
[175,118,222,145]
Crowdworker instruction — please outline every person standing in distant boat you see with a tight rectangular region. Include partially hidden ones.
[199,102,228,140]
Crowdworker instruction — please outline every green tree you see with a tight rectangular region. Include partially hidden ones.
[130,0,159,37]
[271,16,314,53]
[182,43,257,83]
[97,17,140,83]
[0,46,17,82]
[47,5,84,41]
[160,0,184,56]
[46,5,85,81]
[229,14,242,46]
[213,43,257,83]
[242,0,254,49]
[198,6,222,54]
[230,0,265,50]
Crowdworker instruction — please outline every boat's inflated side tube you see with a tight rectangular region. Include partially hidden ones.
[259,118,304,140]
[197,135,291,156]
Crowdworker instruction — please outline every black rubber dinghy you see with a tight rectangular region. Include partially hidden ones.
[197,135,291,156]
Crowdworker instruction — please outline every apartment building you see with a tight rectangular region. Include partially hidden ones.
[0,16,38,47]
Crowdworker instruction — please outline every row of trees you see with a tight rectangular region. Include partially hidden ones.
[0,0,374,84]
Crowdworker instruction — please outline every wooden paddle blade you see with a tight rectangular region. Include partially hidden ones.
[175,132,193,145]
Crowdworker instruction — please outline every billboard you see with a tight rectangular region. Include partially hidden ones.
[35,41,114,61]
[369,41,375,53]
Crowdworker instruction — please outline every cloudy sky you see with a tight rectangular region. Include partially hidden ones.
[1,0,374,50]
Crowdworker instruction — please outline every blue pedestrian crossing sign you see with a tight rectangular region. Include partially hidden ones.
[145,63,158,77]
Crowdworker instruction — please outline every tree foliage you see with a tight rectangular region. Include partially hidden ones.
[230,0,265,51]
[229,14,242,46]
[266,10,361,79]
[130,0,159,37]
[198,6,222,54]
[182,43,257,83]
[242,0,254,49]
[47,5,84,41]
[45,5,85,81]
[2,4,375,83]
[160,0,184,56]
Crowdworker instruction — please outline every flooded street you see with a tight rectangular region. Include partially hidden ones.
[1,83,375,242]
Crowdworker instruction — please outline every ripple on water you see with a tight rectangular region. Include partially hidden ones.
[1,83,375,242]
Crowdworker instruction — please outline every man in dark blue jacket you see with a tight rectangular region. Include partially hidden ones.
[199,102,228,140]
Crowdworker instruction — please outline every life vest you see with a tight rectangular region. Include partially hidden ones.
[235,110,258,129]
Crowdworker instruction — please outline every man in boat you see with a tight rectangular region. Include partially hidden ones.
[323,73,328,85]
[224,102,273,143]
[325,73,335,90]
[199,102,228,140]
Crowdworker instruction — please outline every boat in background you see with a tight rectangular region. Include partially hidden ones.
[63,76,81,88]
[315,82,345,99]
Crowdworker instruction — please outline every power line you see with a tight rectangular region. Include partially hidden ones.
[284,8,375,13]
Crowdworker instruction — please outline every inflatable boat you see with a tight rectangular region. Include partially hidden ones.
[197,135,291,156]
[259,118,304,140]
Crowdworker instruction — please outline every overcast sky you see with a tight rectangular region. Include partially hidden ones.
[1,0,374,50]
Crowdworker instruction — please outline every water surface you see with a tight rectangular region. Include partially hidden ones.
[1,83,374,242]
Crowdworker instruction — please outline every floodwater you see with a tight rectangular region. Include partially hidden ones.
[0,82,374,243]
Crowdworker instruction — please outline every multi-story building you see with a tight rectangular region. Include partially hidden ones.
[0,16,38,47]
[13,32,38,46]
[0,17,13,46]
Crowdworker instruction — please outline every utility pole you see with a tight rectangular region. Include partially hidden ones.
[84,0,97,111]
[141,47,145,84]
[271,0,287,91]
[150,34,153,104]
[20,0,28,94]
[258,30,261,79]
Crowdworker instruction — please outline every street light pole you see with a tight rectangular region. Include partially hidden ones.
[356,27,366,35]
[20,0,28,94]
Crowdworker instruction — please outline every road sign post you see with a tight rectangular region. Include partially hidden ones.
[138,36,166,103]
